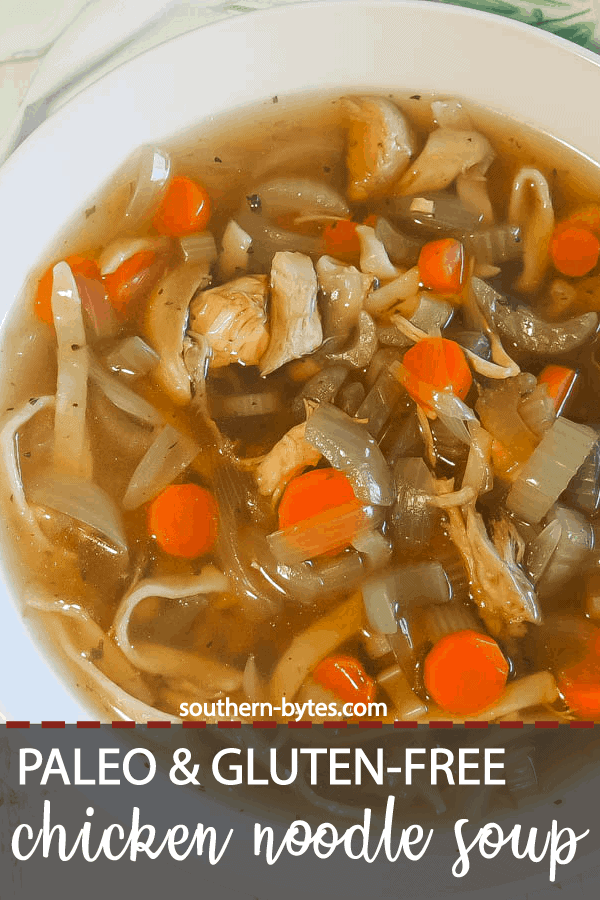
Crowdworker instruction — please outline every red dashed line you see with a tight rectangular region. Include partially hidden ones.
[570,720,594,729]
[535,721,560,729]
[288,721,312,729]
[499,721,523,729]
[252,721,277,729]
[112,721,135,729]
[464,721,488,729]
[324,721,347,729]
[182,721,206,729]
[218,721,241,729]
[394,721,418,728]
[77,721,101,729]
[359,721,382,729]
[429,721,453,729]
[147,721,171,729]
[6,721,30,729]
[41,721,65,729]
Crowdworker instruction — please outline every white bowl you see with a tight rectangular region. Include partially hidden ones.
[1,0,600,721]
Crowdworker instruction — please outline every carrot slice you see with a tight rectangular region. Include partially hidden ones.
[35,255,100,325]
[323,219,360,259]
[153,175,211,236]
[424,629,509,716]
[537,364,578,414]
[104,250,159,320]
[362,214,379,228]
[399,337,472,410]
[278,468,360,557]
[563,205,600,235]
[314,655,376,705]
[551,226,600,277]
[418,238,465,294]
[147,483,218,558]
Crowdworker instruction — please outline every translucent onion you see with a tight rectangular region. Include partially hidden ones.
[210,391,281,419]
[237,210,322,266]
[408,294,454,334]
[51,261,92,480]
[386,191,481,234]
[275,551,365,604]
[325,311,378,369]
[123,424,200,510]
[378,665,427,720]
[373,217,421,266]
[355,369,404,438]
[251,177,349,220]
[476,672,558,721]
[566,437,600,513]
[517,384,556,438]
[292,365,348,420]
[444,329,491,360]
[462,225,522,267]
[423,602,480,645]
[507,417,597,523]
[29,471,128,555]
[99,236,168,276]
[316,255,373,340]
[218,219,252,281]
[77,274,117,340]
[531,506,594,598]
[122,146,171,228]
[267,502,384,565]
[89,359,163,426]
[0,395,55,547]
[352,529,393,570]
[104,336,159,378]
[392,457,438,550]
[305,402,394,506]
[336,381,365,416]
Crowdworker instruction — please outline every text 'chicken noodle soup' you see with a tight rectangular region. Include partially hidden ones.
[6,92,600,723]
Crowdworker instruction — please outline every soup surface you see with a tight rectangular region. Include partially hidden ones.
[4,92,600,723]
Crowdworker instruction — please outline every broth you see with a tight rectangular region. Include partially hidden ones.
[4,91,600,723]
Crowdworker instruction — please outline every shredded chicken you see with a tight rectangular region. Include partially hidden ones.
[343,96,415,201]
[144,262,211,404]
[396,128,495,196]
[260,251,322,375]
[189,274,269,369]
[254,422,321,501]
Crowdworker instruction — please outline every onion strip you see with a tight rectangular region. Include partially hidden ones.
[123,424,200,510]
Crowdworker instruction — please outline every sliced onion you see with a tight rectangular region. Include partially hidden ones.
[507,417,598,523]
[275,551,365,605]
[316,255,372,340]
[305,402,394,505]
[0,396,55,546]
[362,572,399,634]
[99,236,167,276]
[378,665,427,720]
[532,506,594,597]
[251,177,349,220]
[51,262,91,480]
[77,274,117,340]
[218,220,251,281]
[355,370,404,438]
[104,336,159,377]
[463,225,522,267]
[386,191,481,234]
[237,209,322,266]
[373,217,421,267]
[392,457,437,550]
[123,145,171,228]
[267,502,384,565]
[525,518,562,583]
[292,364,348,420]
[123,424,200,510]
[566,437,600,513]
[180,232,218,267]
[336,381,365,416]
[408,294,454,333]
[325,311,378,369]
[423,601,479,645]
[477,673,558,721]
[211,391,280,418]
[89,358,163,426]
[444,328,491,360]
[430,390,477,445]
[29,470,128,554]
[364,267,421,314]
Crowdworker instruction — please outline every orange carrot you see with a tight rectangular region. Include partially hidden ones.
[398,337,472,410]
[537,364,578,414]
[35,255,100,325]
[563,205,600,235]
[551,226,600,277]
[153,175,211,236]
[104,250,159,320]
[418,238,465,294]
[313,655,376,705]
[278,468,360,556]
[147,483,218,558]
[558,631,600,717]
[362,214,379,228]
[323,219,360,258]
[424,629,509,716]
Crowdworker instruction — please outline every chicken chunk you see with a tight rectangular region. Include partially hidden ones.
[254,422,321,502]
[144,262,211,405]
[189,274,269,369]
[343,96,415,201]
[396,128,495,196]
[260,251,322,375]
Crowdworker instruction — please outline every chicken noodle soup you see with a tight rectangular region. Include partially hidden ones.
[5,92,600,723]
